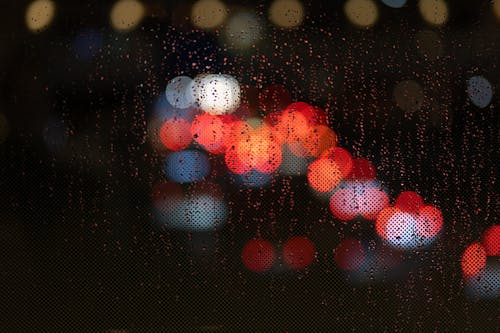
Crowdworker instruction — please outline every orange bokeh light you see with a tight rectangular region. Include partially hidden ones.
[288,124,337,158]
[307,158,343,192]
[225,122,282,174]
[320,147,354,178]
[273,107,310,143]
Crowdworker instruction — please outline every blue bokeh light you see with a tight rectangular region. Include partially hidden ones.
[164,150,210,183]
[381,0,407,8]
[467,76,493,108]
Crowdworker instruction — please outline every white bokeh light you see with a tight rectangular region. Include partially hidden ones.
[384,211,418,249]
[191,74,241,115]
[165,76,196,109]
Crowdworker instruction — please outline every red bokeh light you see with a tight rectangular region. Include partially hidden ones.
[159,118,192,151]
[359,187,390,220]
[375,206,401,240]
[191,113,230,154]
[482,225,500,256]
[395,191,425,213]
[320,147,354,177]
[241,239,276,273]
[347,158,376,180]
[231,124,282,174]
[461,242,487,277]
[329,187,358,221]
[334,238,366,271]
[415,205,443,238]
[283,236,316,270]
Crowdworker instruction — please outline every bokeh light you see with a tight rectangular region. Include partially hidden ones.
[0,113,9,144]
[393,80,425,113]
[381,0,406,8]
[225,122,282,174]
[307,158,343,193]
[466,76,493,109]
[394,191,424,213]
[344,0,379,28]
[288,125,336,158]
[223,10,262,49]
[154,182,228,232]
[164,150,210,183]
[110,0,145,32]
[191,0,228,30]
[382,210,418,249]
[191,113,231,154]
[334,238,366,271]
[329,180,389,221]
[465,262,500,299]
[418,0,448,26]
[482,225,499,256]
[376,201,443,249]
[25,0,56,33]
[159,118,192,151]
[268,0,305,29]
[182,192,228,231]
[346,158,376,180]
[494,0,500,21]
[461,242,486,277]
[242,239,276,273]
[165,76,196,109]
[282,236,316,270]
[415,205,443,239]
[358,186,390,220]
[191,74,241,115]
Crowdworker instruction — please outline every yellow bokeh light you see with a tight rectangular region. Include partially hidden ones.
[344,0,379,28]
[191,0,228,30]
[110,0,145,32]
[419,0,448,26]
[268,0,305,29]
[493,0,500,21]
[25,0,56,33]
[0,113,9,144]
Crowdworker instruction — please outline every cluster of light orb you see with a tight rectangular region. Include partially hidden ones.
[461,225,499,299]
[27,0,500,34]
[241,236,316,273]
[151,73,448,275]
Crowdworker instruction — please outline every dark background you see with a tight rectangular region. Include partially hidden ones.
[0,1,498,332]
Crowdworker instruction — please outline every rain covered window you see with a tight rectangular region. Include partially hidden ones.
[0,0,498,332]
